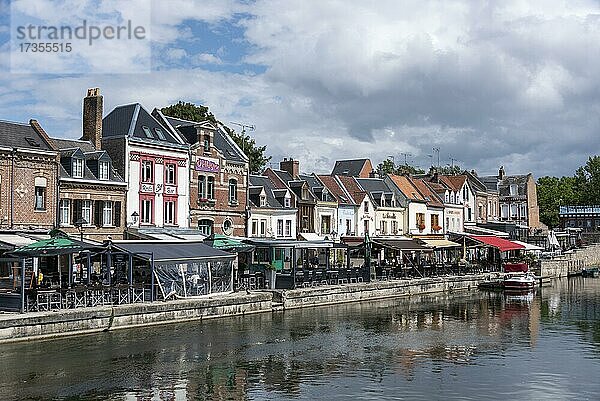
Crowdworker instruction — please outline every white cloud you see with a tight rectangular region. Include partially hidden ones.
[193,53,224,65]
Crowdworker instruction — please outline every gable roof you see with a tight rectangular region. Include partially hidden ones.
[387,175,425,202]
[356,177,398,206]
[249,175,290,209]
[411,178,444,207]
[331,158,371,177]
[0,120,55,151]
[337,175,366,204]
[52,138,96,153]
[162,115,247,163]
[52,137,124,183]
[318,175,355,205]
[439,175,467,192]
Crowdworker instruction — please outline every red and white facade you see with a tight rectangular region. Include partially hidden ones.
[128,147,189,228]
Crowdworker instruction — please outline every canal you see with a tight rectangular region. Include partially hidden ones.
[2,277,600,400]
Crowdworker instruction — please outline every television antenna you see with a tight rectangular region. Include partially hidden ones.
[230,122,255,136]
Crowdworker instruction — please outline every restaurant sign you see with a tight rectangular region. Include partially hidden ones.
[195,158,220,173]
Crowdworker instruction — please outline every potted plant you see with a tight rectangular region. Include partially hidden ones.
[418,223,426,231]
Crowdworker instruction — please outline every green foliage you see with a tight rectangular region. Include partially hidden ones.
[161,101,271,174]
[376,158,425,176]
[436,165,462,175]
[536,156,600,228]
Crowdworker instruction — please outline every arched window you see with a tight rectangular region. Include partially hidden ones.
[228,179,237,204]
[34,177,47,211]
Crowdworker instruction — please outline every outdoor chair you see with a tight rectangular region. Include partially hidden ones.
[337,269,348,284]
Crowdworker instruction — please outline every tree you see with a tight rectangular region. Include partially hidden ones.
[536,176,578,228]
[574,156,600,205]
[436,165,462,175]
[376,158,425,176]
[161,101,271,173]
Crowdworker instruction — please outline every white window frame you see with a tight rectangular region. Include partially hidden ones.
[165,163,176,185]
[229,179,237,203]
[72,158,84,178]
[99,161,109,180]
[277,219,284,237]
[103,201,113,227]
[60,199,70,225]
[141,199,153,224]
[198,219,213,236]
[82,200,92,226]
[164,200,176,225]
[285,220,292,237]
[141,160,153,183]
[284,197,291,208]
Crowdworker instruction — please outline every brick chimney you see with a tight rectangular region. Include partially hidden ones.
[280,157,299,179]
[82,87,103,150]
[498,166,505,180]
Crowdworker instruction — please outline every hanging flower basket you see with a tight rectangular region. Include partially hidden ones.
[432,225,442,232]
[418,223,426,231]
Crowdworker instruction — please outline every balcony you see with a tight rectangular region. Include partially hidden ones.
[197,198,216,207]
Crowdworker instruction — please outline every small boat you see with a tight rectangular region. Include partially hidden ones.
[503,272,536,291]
[503,262,536,292]
[582,267,599,278]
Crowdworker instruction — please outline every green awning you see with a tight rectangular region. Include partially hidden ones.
[204,234,255,253]
[10,237,99,257]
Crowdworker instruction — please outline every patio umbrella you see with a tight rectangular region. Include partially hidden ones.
[10,237,99,257]
[203,234,255,253]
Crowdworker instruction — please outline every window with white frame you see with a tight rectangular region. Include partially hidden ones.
[198,175,206,198]
[285,220,292,237]
[229,179,237,203]
[380,220,387,234]
[284,197,291,208]
[141,160,153,183]
[260,220,266,236]
[99,161,109,180]
[164,200,176,225]
[391,220,397,234]
[251,220,258,236]
[198,219,213,236]
[141,198,153,224]
[510,184,518,196]
[72,158,84,178]
[103,201,113,226]
[277,219,284,237]
[165,163,176,185]
[82,200,92,225]
[207,176,215,199]
[34,184,46,211]
[510,204,518,218]
[59,199,70,225]
[260,195,267,207]
[520,204,527,220]
[501,204,509,219]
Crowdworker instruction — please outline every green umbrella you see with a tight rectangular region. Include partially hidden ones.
[11,237,98,257]
[203,234,255,253]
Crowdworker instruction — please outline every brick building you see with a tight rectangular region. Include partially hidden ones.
[161,116,249,236]
[51,137,127,241]
[331,158,374,178]
[0,119,58,231]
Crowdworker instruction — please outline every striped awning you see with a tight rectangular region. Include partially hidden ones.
[421,239,461,248]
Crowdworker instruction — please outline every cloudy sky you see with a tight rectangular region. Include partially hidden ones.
[1,0,599,178]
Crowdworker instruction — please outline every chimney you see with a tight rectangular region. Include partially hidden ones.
[82,87,103,150]
[280,157,299,178]
[369,169,377,178]
[471,169,477,176]
[498,166,505,180]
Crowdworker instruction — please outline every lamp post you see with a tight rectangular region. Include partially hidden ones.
[74,218,87,242]
[130,211,139,226]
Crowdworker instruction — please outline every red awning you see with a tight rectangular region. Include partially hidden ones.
[469,235,525,252]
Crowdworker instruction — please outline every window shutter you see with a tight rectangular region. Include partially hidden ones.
[94,200,102,227]
[72,200,82,223]
[114,201,121,228]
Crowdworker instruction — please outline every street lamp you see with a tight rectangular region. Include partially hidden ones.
[74,218,87,241]
[130,211,139,226]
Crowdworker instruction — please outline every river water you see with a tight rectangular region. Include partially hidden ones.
[2,277,600,401]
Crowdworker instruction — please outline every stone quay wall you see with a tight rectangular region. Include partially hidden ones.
[540,244,600,278]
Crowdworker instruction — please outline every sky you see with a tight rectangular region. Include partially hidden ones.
[1,0,599,178]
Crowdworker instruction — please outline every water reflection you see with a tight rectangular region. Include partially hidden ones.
[1,278,600,400]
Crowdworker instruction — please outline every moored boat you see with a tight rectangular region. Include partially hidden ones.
[503,262,536,292]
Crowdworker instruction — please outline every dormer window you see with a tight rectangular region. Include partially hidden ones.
[445,192,449,203]
[72,158,84,178]
[154,127,166,140]
[302,187,309,200]
[142,126,154,139]
[510,184,518,196]
[284,197,291,208]
[99,161,109,180]
[260,194,267,207]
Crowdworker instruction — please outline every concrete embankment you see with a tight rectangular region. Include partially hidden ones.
[0,274,491,343]
[540,244,600,278]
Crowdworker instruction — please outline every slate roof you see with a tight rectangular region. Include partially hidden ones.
[356,178,398,207]
[299,174,336,203]
[102,104,186,148]
[52,137,124,183]
[318,175,355,206]
[498,175,529,197]
[163,115,247,163]
[480,176,500,192]
[0,120,54,151]
[331,158,370,177]
[249,175,290,209]
[52,138,96,153]
[464,170,490,193]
